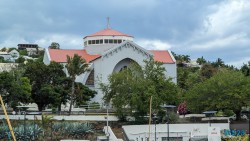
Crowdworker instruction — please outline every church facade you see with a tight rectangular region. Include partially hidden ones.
[43,28,177,103]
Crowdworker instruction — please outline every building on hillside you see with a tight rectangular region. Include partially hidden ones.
[0,49,20,62]
[43,27,177,103]
[18,44,39,55]
[9,49,20,59]
[18,44,38,50]
[0,52,12,61]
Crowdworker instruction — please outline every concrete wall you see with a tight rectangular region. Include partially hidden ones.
[123,123,229,141]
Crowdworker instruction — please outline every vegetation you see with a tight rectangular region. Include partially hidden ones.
[185,69,250,120]
[100,59,179,122]
[66,54,89,115]
[172,52,250,120]
[48,42,60,49]
[0,71,31,109]
[0,119,94,140]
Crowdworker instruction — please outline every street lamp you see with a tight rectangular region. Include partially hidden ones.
[242,110,250,141]
[161,104,176,141]
[203,111,217,127]
[152,113,158,141]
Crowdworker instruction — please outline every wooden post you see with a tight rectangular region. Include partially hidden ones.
[0,95,16,141]
[148,96,152,141]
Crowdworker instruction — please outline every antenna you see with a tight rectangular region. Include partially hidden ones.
[107,17,110,29]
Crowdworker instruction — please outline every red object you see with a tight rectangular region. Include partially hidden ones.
[49,49,175,64]
[150,50,175,64]
[84,28,133,38]
[48,49,100,63]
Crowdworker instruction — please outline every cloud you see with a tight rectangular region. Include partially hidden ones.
[185,0,250,50]
[0,0,250,67]
[136,39,172,50]
[173,0,250,66]
[34,34,83,49]
[189,33,249,50]
[0,34,83,49]
[227,57,250,68]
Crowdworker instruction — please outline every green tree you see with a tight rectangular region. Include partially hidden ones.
[241,61,250,76]
[49,42,60,49]
[100,59,179,122]
[177,67,201,91]
[15,57,25,63]
[185,69,250,120]
[19,49,28,56]
[74,82,96,106]
[196,56,206,65]
[65,54,89,115]
[0,56,5,63]
[24,61,68,111]
[0,71,31,109]
[212,58,224,67]
[1,47,7,52]
[200,63,218,80]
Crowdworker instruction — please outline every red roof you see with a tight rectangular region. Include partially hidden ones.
[48,49,100,63]
[84,28,133,38]
[150,50,175,64]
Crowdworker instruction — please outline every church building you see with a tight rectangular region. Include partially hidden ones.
[43,27,177,103]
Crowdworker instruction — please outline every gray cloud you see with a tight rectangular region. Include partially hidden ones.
[0,0,249,67]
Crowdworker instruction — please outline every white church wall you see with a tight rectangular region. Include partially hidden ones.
[85,44,117,55]
[99,45,149,84]
[43,49,51,65]
[91,44,151,103]
[163,63,177,84]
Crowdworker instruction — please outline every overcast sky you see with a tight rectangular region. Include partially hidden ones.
[0,0,250,67]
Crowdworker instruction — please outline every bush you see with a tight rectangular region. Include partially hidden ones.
[224,109,234,117]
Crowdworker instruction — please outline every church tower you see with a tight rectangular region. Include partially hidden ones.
[83,22,134,55]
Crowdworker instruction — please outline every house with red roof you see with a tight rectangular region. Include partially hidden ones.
[43,27,176,103]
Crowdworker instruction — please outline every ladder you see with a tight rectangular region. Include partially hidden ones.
[0,95,16,141]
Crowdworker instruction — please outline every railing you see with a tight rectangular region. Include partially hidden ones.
[79,103,102,110]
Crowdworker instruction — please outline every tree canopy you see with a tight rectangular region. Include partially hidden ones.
[24,61,68,111]
[185,69,250,120]
[66,54,89,115]
[0,71,31,109]
[100,59,179,122]
[49,42,60,49]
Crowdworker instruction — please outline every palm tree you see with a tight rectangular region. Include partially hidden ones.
[183,55,191,63]
[212,58,224,67]
[241,61,250,76]
[196,56,206,65]
[66,54,89,115]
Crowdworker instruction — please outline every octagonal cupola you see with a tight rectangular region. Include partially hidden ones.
[83,26,134,55]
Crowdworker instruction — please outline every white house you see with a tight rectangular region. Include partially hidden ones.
[9,49,20,59]
[0,49,20,62]
[43,27,177,103]
[0,52,12,61]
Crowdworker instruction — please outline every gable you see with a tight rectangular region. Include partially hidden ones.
[102,41,153,58]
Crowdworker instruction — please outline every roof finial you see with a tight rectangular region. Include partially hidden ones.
[106,17,110,29]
